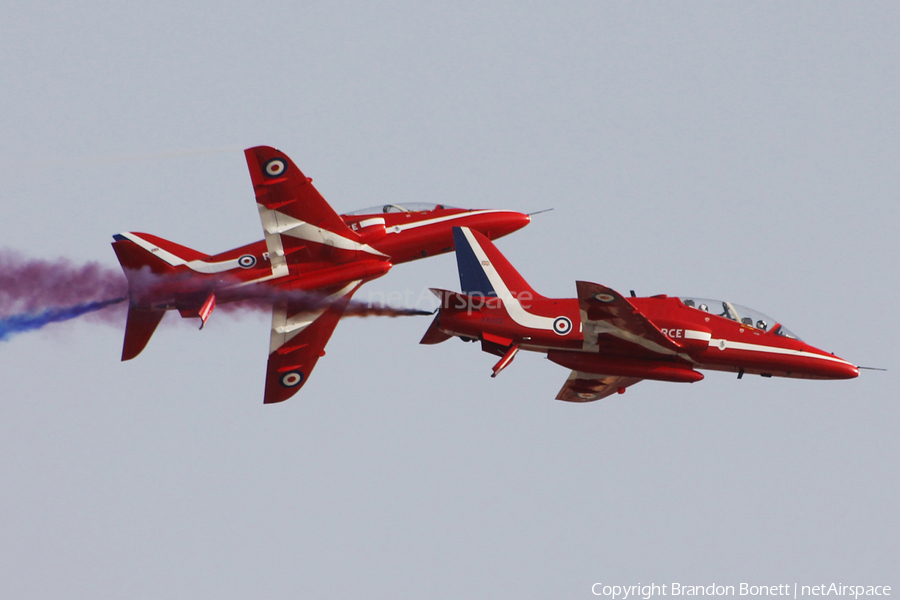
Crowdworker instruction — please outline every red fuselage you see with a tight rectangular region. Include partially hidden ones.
[112,145,535,403]
[114,206,530,312]
[436,293,858,382]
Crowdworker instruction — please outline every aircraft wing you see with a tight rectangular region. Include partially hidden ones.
[244,146,385,277]
[262,282,360,404]
[576,281,683,358]
[555,370,643,402]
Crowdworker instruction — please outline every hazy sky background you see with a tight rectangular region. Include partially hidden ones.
[1,2,897,598]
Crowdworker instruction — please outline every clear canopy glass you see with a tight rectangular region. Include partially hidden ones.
[679,297,801,339]
[343,203,458,215]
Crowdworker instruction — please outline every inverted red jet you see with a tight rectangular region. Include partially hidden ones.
[421,227,858,401]
[112,146,530,403]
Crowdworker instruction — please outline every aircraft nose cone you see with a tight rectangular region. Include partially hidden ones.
[457,209,531,242]
[836,361,860,379]
[816,355,859,379]
[800,342,859,380]
[490,211,531,238]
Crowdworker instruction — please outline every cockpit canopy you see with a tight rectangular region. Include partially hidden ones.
[344,203,458,215]
[679,297,801,339]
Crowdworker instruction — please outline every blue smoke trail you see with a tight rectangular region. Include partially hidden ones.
[0,297,127,342]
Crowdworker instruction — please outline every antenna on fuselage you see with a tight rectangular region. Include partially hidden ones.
[527,208,554,216]
[858,366,887,371]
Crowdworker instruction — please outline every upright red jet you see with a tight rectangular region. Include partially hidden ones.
[422,227,858,401]
[112,146,530,403]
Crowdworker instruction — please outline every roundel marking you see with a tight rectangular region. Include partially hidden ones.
[280,371,304,388]
[238,254,257,269]
[593,293,616,303]
[553,316,573,336]
[264,158,287,178]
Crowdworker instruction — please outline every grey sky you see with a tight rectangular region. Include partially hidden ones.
[1,2,897,597]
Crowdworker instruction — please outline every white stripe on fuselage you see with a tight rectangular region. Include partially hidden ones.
[684,329,712,342]
[357,217,386,228]
[709,337,854,366]
[391,209,510,233]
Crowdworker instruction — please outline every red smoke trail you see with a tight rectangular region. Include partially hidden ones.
[0,251,128,323]
[343,303,433,318]
[212,286,432,318]
[0,251,429,341]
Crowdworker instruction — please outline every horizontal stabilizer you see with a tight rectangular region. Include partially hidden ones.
[427,288,484,314]
[420,312,451,345]
[121,306,166,361]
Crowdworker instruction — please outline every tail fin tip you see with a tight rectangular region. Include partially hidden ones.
[452,226,541,300]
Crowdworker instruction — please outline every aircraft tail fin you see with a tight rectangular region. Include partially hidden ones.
[111,232,207,359]
[111,232,208,278]
[452,226,544,300]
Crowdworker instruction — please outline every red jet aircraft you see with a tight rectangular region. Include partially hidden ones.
[112,146,530,403]
[421,227,858,401]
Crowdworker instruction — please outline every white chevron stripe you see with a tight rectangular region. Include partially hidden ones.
[460,227,557,331]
